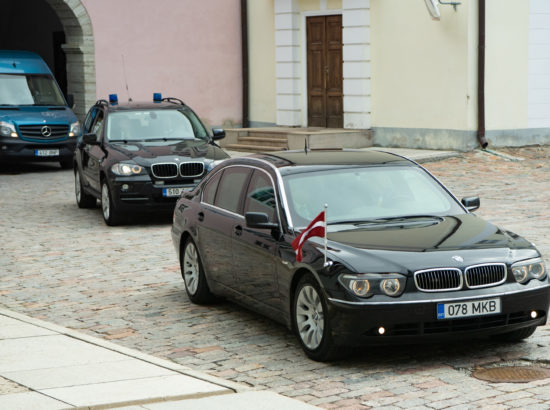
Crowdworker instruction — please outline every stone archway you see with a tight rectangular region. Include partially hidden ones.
[44,0,95,120]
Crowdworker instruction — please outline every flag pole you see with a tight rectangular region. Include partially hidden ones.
[323,203,328,267]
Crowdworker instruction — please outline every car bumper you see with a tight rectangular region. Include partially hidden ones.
[110,177,196,212]
[0,137,76,161]
[327,285,550,346]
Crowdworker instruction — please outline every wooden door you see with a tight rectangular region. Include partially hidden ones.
[307,15,343,128]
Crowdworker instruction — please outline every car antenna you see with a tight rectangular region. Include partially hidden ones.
[121,54,133,102]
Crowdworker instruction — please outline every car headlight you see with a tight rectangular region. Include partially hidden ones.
[111,162,144,176]
[0,121,17,138]
[207,159,227,171]
[512,258,547,284]
[69,121,81,138]
[339,273,407,298]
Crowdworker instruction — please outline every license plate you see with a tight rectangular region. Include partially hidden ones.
[437,298,501,319]
[162,187,189,197]
[35,149,59,157]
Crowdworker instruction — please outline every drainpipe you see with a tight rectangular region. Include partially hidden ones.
[477,0,488,148]
[241,0,250,128]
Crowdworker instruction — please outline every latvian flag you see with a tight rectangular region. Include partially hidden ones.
[291,210,326,262]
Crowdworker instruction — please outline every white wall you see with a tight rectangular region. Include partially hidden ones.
[528,0,550,128]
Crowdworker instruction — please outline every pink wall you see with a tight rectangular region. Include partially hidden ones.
[82,0,242,127]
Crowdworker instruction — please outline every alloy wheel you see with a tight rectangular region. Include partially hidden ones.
[295,284,325,350]
[75,172,82,202]
[101,183,110,220]
[183,242,200,295]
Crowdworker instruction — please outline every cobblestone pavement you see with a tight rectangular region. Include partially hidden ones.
[1,146,550,409]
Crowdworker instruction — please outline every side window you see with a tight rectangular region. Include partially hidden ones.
[83,108,96,134]
[202,171,222,205]
[244,170,278,222]
[91,110,104,136]
[214,167,251,214]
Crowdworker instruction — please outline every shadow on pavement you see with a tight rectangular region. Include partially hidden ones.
[0,161,67,175]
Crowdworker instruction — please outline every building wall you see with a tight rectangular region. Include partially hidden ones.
[248,0,277,126]
[528,0,550,128]
[81,0,242,128]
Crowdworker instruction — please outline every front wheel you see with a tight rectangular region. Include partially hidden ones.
[293,274,340,361]
[181,238,216,304]
[101,181,121,226]
[60,159,73,169]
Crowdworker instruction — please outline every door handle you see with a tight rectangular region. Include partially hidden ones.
[234,225,243,236]
[198,212,204,222]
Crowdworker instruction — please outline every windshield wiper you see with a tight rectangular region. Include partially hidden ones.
[143,138,186,142]
[328,215,442,226]
[327,219,379,225]
[109,139,130,144]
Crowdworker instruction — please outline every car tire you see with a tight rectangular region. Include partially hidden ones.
[60,159,73,170]
[181,238,216,304]
[101,180,121,226]
[292,274,340,362]
[75,171,96,209]
[496,325,537,342]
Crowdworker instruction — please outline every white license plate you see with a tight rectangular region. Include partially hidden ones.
[437,298,501,320]
[35,149,59,157]
[162,187,189,197]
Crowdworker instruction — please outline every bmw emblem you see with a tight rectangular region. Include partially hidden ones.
[452,255,464,263]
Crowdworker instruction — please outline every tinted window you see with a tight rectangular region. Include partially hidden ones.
[214,167,251,214]
[244,170,277,222]
[91,110,104,136]
[202,171,222,205]
[83,108,96,134]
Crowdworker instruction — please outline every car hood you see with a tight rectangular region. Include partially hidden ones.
[320,214,538,273]
[0,106,77,124]
[108,139,229,165]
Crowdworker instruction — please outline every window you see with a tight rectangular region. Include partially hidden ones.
[202,171,222,205]
[83,108,97,134]
[91,110,104,136]
[214,167,251,214]
[244,170,277,222]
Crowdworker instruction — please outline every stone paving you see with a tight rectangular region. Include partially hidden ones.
[1,146,550,409]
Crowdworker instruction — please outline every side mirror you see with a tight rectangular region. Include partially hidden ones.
[212,128,225,140]
[245,212,278,230]
[461,196,480,212]
[82,133,99,145]
[66,94,75,109]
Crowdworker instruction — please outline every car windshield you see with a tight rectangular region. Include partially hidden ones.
[283,165,465,228]
[106,109,209,142]
[0,74,66,106]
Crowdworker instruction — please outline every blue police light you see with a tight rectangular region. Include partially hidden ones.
[153,93,162,102]
[109,94,118,104]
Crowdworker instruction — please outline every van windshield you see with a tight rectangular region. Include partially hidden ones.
[0,74,66,106]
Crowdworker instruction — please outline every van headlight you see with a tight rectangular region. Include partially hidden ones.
[0,121,17,138]
[512,258,547,284]
[69,121,81,138]
[339,273,407,298]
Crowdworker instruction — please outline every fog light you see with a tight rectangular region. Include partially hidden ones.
[121,184,129,192]
[1,145,6,150]
[531,311,538,319]
[378,326,386,335]
[10,132,17,138]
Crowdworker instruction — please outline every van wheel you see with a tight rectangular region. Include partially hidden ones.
[60,159,73,169]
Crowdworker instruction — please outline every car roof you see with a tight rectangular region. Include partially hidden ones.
[0,50,52,75]
[247,149,411,173]
[96,101,189,112]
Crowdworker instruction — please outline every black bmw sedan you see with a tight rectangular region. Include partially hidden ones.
[171,149,549,361]
[74,94,229,225]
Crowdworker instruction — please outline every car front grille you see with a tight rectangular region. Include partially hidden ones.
[151,163,178,178]
[18,124,69,140]
[414,268,462,292]
[414,263,508,292]
[180,162,204,177]
[465,263,507,288]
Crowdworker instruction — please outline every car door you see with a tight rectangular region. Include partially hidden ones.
[232,169,281,311]
[82,108,105,193]
[197,166,252,288]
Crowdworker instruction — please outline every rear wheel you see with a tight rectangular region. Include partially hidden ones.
[293,274,340,361]
[181,238,216,304]
[497,326,537,342]
[75,171,96,208]
[101,181,121,226]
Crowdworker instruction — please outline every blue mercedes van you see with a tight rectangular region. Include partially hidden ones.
[0,50,81,169]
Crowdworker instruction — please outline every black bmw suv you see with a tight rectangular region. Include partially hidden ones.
[73,94,229,225]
